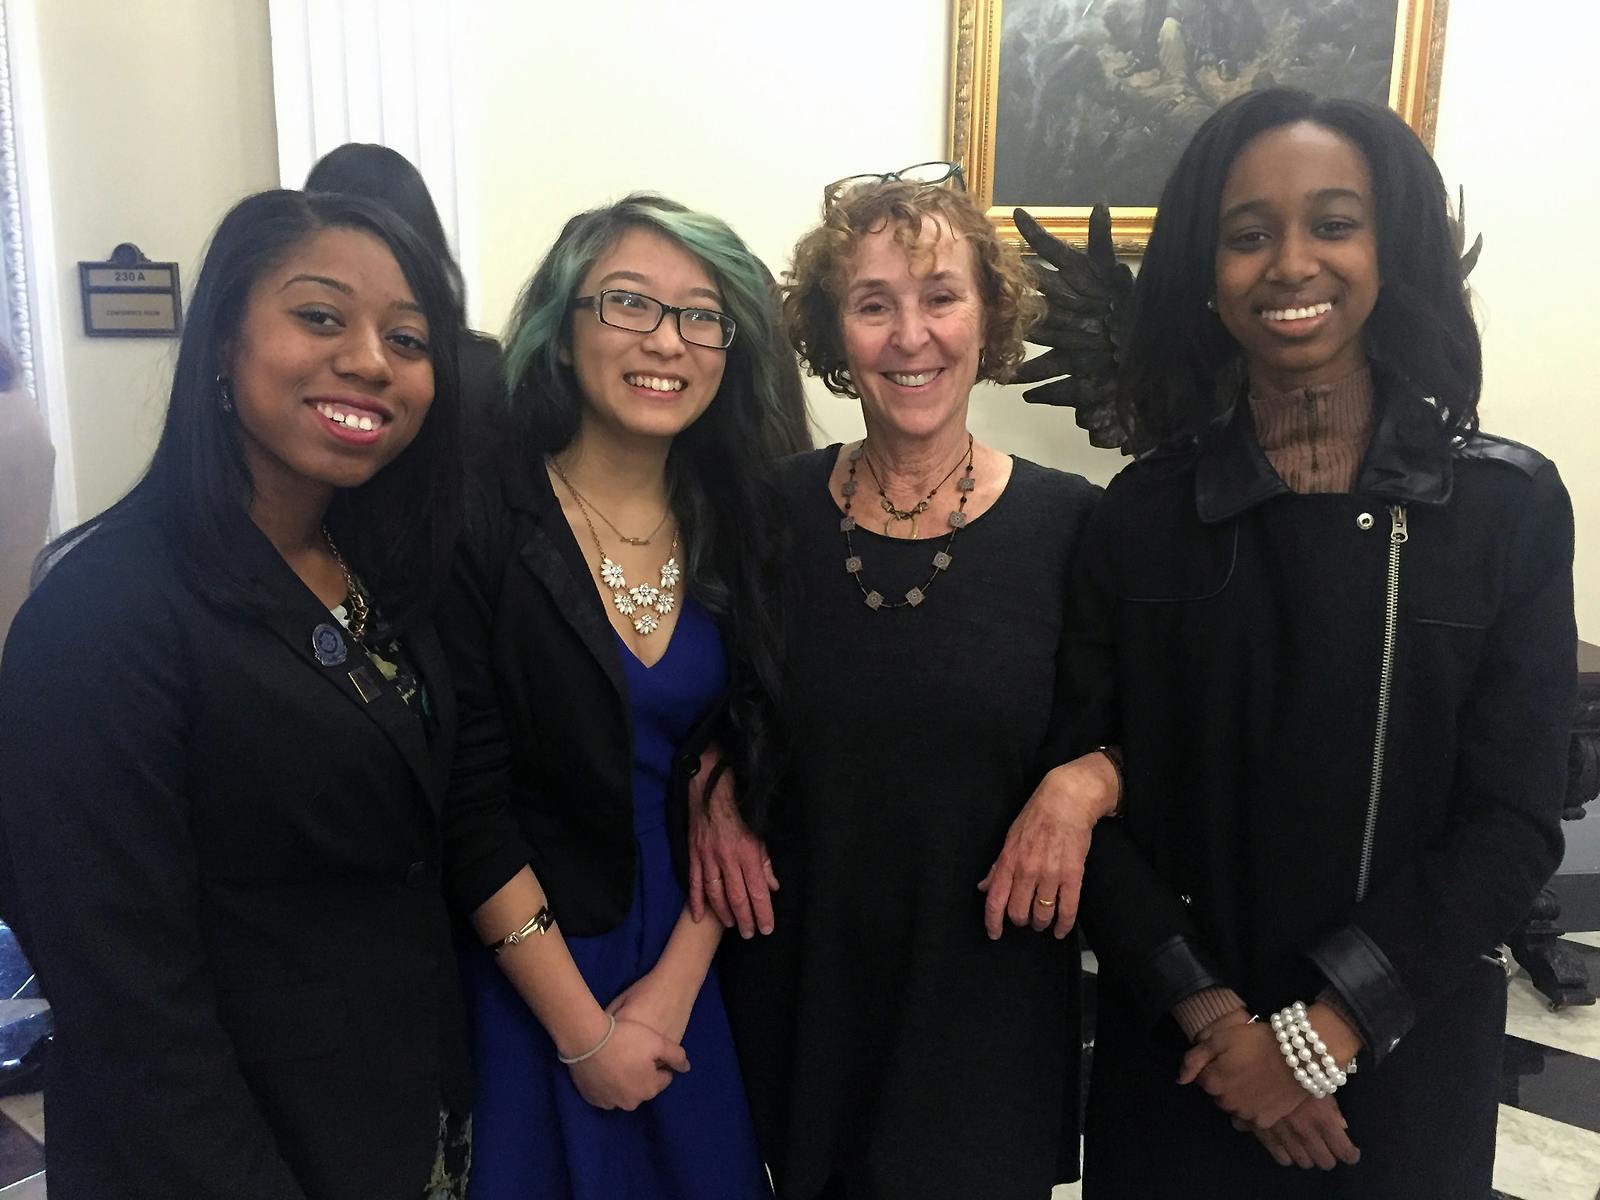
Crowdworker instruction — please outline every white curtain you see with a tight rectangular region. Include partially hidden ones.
[267,0,480,322]
[0,1,35,401]
[0,0,75,531]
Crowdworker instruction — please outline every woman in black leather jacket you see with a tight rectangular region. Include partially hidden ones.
[1069,89,1576,1198]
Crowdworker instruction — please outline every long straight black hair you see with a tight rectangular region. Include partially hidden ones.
[40,189,463,634]
[1120,88,1481,447]
[502,194,790,828]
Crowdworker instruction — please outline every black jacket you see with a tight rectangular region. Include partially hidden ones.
[0,513,470,1200]
[1072,387,1576,1059]
[437,460,721,933]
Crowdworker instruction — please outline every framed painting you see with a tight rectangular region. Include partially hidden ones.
[949,0,1450,251]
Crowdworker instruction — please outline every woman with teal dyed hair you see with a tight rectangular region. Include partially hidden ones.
[437,194,788,1198]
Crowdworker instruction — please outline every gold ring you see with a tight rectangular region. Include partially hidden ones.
[1034,896,1057,907]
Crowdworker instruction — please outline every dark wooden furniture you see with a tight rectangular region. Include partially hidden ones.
[1507,640,1600,1008]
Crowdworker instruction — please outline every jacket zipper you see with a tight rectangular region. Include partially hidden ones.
[1355,504,1407,902]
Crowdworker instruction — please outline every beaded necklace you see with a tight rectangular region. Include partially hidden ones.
[840,434,974,610]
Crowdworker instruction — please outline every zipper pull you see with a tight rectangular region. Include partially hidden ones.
[1388,504,1408,545]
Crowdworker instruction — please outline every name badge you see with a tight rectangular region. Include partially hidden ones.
[348,663,386,704]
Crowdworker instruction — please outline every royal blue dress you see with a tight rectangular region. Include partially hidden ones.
[462,595,769,1200]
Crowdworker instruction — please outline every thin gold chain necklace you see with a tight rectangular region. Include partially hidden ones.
[547,456,670,546]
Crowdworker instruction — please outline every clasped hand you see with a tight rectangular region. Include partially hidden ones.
[568,941,704,1112]
[566,1014,689,1112]
[1180,1010,1360,1170]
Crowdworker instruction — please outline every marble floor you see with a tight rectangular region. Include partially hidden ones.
[0,938,1595,1198]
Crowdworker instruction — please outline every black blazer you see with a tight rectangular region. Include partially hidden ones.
[0,512,470,1200]
[438,458,721,934]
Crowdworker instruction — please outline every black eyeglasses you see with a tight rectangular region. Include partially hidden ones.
[570,289,737,350]
[822,161,967,213]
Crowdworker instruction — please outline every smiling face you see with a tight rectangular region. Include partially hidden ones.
[1214,120,1381,392]
[566,226,727,445]
[839,219,984,441]
[226,226,434,501]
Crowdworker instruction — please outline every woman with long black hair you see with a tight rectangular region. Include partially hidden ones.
[438,194,788,1199]
[1067,88,1576,1197]
[0,189,471,1198]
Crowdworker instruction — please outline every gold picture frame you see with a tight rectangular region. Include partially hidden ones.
[949,0,1450,252]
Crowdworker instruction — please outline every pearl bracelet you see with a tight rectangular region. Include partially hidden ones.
[1270,1001,1357,1100]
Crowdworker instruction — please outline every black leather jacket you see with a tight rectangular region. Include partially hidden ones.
[1068,384,1576,1065]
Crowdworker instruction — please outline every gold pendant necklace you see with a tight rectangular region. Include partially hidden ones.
[548,456,670,546]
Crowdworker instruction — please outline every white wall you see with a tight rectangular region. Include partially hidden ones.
[31,0,278,521]
[471,0,1598,640]
[1431,0,1600,866]
[1431,0,1600,642]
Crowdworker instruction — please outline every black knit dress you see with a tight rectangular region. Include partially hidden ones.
[723,446,1100,1200]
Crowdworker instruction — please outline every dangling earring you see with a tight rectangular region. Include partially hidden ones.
[1204,294,1218,313]
[216,374,234,413]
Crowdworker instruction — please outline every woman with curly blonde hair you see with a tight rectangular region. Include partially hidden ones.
[715,169,1120,1199]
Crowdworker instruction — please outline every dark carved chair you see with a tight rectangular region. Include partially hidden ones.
[1506,640,1600,1009]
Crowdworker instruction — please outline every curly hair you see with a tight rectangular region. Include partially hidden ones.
[783,180,1042,397]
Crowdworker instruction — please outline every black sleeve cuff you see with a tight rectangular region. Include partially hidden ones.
[444,838,536,919]
[1135,934,1229,1027]
[1306,923,1416,1068]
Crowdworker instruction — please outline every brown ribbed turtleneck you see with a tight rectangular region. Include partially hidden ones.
[1249,367,1374,494]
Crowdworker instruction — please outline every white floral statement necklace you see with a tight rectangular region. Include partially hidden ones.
[550,458,681,636]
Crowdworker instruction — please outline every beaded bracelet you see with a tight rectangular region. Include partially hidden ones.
[1270,1001,1357,1100]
